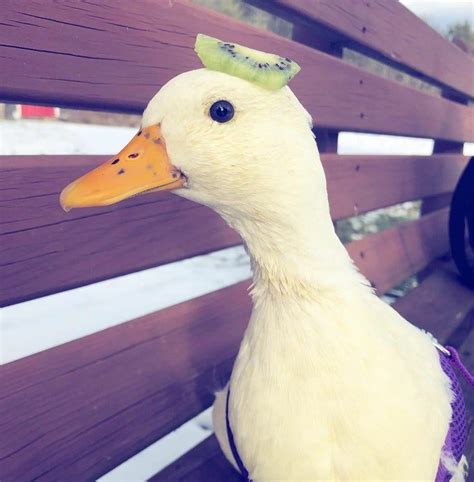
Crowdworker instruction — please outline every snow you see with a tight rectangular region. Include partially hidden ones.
[338,132,433,155]
[98,408,213,481]
[0,119,136,155]
[0,246,250,364]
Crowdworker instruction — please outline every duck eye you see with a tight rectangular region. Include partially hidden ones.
[209,100,234,123]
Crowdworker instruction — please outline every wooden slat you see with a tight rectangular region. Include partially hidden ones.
[0,156,240,307]
[1,1,473,141]
[421,121,466,217]
[247,0,474,99]
[150,261,474,481]
[0,282,252,482]
[0,212,454,480]
[323,154,465,220]
[347,208,450,294]
[149,435,241,482]
[394,261,474,343]
[0,155,465,306]
[1,154,464,234]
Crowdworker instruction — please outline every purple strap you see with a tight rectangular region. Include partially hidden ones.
[446,346,474,388]
[435,346,470,482]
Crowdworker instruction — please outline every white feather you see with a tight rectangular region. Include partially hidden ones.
[142,69,462,481]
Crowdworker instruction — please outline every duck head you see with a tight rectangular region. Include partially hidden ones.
[60,69,326,227]
[60,66,363,293]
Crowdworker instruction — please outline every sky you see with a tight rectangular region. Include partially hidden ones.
[400,0,473,32]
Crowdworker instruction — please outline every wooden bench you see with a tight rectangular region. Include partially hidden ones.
[1,1,473,480]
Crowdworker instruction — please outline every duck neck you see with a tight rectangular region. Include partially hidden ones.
[227,196,372,393]
[223,194,368,302]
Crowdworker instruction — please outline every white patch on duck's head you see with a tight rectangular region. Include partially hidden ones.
[141,69,324,224]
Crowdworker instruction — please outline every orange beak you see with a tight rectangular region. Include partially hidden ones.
[60,125,186,211]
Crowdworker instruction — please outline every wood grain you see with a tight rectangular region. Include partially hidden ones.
[0,0,473,141]
[347,208,450,294]
[394,262,474,343]
[247,0,474,99]
[149,434,242,482]
[0,281,252,481]
[1,155,465,306]
[0,156,240,306]
[149,262,474,481]
[323,154,465,220]
[421,96,467,217]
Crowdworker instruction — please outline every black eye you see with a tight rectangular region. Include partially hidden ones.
[209,100,234,123]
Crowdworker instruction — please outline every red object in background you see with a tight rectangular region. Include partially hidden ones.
[19,105,58,118]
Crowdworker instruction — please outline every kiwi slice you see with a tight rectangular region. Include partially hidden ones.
[194,34,300,91]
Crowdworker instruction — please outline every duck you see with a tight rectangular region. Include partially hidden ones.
[60,34,468,482]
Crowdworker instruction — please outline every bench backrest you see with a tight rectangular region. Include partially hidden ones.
[0,1,473,480]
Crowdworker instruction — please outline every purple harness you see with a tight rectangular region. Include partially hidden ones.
[434,346,471,482]
[226,345,472,482]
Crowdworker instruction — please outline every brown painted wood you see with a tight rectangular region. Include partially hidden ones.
[347,208,450,294]
[0,156,240,307]
[1,0,473,141]
[394,261,474,343]
[149,261,474,481]
[421,97,466,216]
[149,435,241,482]
[1,154,465,233]
[247,0,474,99]
[0,154,466,306]
[322,154,467,220]
[0,281,252,482]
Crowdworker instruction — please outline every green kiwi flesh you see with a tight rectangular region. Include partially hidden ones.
[194,34,300,90]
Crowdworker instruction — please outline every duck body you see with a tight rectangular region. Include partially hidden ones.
[210,140,457,480]
[214,285,454,481]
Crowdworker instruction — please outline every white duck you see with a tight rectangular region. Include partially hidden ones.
[60,35,467,482]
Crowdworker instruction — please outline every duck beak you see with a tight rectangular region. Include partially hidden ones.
[60,125,186,211]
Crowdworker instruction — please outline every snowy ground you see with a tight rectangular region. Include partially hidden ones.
[1,119,472,479]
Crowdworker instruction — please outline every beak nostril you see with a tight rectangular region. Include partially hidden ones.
[137,130,142,136]
[171,167,185,181]
[111,158,120,165]
[128,153,139,159]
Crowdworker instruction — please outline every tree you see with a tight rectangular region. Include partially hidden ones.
[446,21,474,56]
